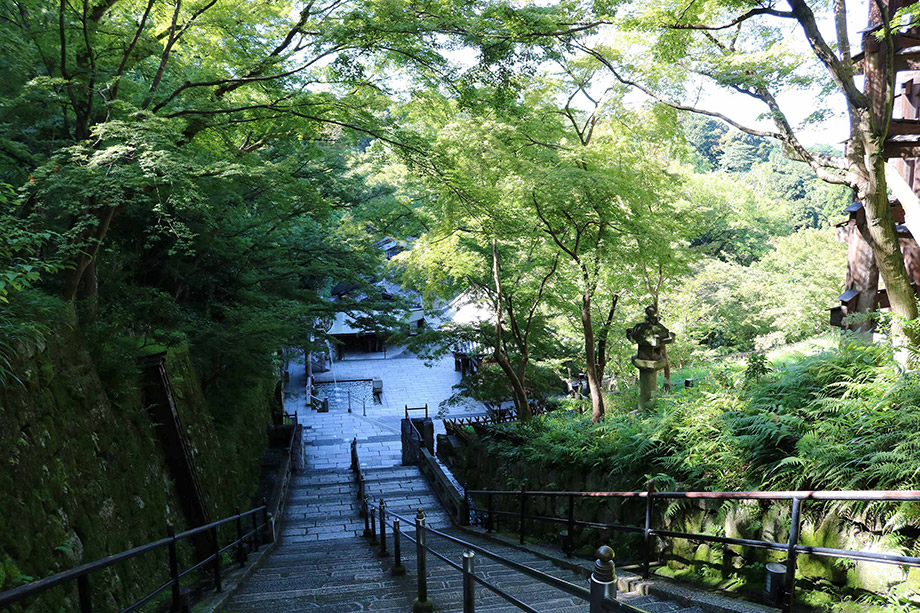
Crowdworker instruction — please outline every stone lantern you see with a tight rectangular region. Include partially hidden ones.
[626,305,675,410]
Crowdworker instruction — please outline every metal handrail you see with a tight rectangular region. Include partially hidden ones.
[379,507,642,613]
[467,486,920,612]
[386,509,595,602]
[469,488,920,501]
[349,435,632,612]
[0,505,270,611]
[443,403,551,432]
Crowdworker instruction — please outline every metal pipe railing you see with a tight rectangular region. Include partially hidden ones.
[467,486,920,612]
[376,505,644,613]
[0,505,269,611]
[346,434,643,613]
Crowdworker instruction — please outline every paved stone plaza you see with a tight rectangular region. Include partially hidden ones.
[290,348,481,470]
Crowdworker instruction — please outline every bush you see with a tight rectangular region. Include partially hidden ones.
[490,338,920,494]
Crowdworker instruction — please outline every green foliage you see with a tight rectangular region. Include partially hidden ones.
[742,353,770,385]
[717,132,771,173]
[487,339,920,495]
[0,183,62,304]
[665,227,846,359]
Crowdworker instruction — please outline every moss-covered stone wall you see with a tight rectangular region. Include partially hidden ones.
[454,434,920,609]
[0,306,272,610]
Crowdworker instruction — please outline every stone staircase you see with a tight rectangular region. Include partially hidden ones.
[217,461,716,612]
[362,465,453,529]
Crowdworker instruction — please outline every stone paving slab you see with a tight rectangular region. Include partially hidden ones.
[222,351,710,613]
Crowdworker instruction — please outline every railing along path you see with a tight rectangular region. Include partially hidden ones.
[466,485,920,613]
[350,438,640,613]
[0,421,299,612]
[0,506,270,612]
[443,403,551,437]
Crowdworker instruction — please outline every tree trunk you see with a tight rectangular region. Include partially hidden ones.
[662,344,672,392]
[861,151,920,358]
[594,296,618,383]
[62,204,122,301]
[492,240,532,419]
[494,351,530,417]
[581,292,605,422]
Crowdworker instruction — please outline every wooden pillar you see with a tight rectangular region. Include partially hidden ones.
[842,213,880,330]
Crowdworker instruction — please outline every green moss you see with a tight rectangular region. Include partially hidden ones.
[0,301,272,611]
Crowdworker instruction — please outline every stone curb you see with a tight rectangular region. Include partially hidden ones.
[192,538,279,613]
[456,526,775,613]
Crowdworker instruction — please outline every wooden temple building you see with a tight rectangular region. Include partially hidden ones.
[831,1,920,328]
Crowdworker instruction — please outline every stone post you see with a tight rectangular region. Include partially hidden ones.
[626,305,675,411]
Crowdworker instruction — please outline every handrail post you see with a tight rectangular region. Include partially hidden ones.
[462,551,475,613]
[413,508,433,612]
[486,494,494,532]
[565,494,575,557]
[351,437,357,471]
[589,546,617,613]
[77,574,92,613]
[167,524,181,612]
[251,513,260,552]
[370,506,378,545]
[379,499,388,557]
[235,510,247,567]
[783,498,803,613]
[262,498,272,544]
[519,486,527,545]
[210,527,222,593]
[363,497,372,537]
[643,479,655,579]
[392,517,406,576]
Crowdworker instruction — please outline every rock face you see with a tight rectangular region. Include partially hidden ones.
[0,304,272,610]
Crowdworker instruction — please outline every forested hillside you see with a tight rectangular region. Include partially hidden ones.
[1,0,918,609]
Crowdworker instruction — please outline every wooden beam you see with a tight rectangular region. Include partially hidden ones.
[889,118,920,135]
[884,135,920,157]
[851,43,920,75]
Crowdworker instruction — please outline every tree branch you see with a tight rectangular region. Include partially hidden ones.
[532,192,579,261]
[142,0,182,109]
[152,47,344,112]
[786,0,868,109]
[109,0,154,99]
[665,6,793,30]
[575,43,781,139]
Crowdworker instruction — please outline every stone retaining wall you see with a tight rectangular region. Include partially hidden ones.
[452,433,920,606]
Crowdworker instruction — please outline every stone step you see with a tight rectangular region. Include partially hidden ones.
[222,452,711,613]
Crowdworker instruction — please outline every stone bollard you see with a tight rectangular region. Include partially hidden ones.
[589,545,617,613]
[379,499,388,557]
[392,518,406,576]
[413,508,434,612]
